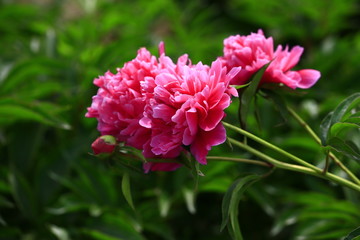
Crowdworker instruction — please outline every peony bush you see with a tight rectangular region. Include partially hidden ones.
[86,29,360,240]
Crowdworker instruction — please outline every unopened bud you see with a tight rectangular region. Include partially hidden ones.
[91,135,116,155]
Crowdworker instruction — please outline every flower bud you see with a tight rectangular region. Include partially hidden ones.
[91,135,116,155]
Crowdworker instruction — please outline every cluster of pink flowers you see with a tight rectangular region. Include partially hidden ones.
[86,29,320,172]
[86,43,240,172]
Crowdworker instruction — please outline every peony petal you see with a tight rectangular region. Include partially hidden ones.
[190,123,226,164]
[199,108,225,131]
[297,69,321,89]
[186,108,198,135]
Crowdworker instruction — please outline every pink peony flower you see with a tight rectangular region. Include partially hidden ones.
[220,29,320,89]
[85,47,156,150]
[86,43,239,172]
[141,58,240,172]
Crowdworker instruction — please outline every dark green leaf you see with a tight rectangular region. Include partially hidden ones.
[330,122,359,138]
[82,229,129,240]
[344,226,360,240]
[221,174,262,239]
[328,137,360,161]
[330,93,360,125]
[0,102,70,129]
[0,194,14,208]
[122,173,135,211]
[8,167,38,222]
[320,93,360,145]
[345,117,360,126]
[239,62,271,128]
[50,172,95,202]
[0,104,52,125]
[261,89,289,123]
[270,209,299,236]
[320,112,333,145]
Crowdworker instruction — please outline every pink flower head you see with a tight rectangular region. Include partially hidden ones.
[85,47,157,149]
[220,29,320,89]
[141,57,240,172]
[86,43,240,172]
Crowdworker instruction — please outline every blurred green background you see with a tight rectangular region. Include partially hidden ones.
[1,0,360,239]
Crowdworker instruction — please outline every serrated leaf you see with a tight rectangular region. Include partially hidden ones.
[122,173,135,211]
[239,62,271,128]
[220,174,261,239]
[328,137,360,161]
[344,226,360,240]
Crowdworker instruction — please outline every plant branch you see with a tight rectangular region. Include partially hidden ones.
[227,137,360,193]
[287,106,360,185]
[206,156,271,167]
[222,121,321,173]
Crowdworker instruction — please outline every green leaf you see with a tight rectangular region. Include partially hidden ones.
[0,194,14,208]
[328,137,360,161]
[0,102,71,129]
[49,225,71,240]
[320,111,333,145]
[122,173,135,211]
[220,174,262,240]
[158,191,171,218]
[330,93,360,125]
[182,187,196,214]
[261,89,290,124]
[345,116,360,126]
[239,62,271,128]
[270,208,299,237]
[8,167,38,222]
[344,226,360,240]
[330,122,359,138]
[82,229,127,240]
[0,104,52,125]
[320,93,360,145]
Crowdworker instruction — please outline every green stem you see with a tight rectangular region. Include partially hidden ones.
[287,106,360,185]
[286,106,320,142]
[222,121,321,173]
[206,156,271,167]
[228,137,360,193]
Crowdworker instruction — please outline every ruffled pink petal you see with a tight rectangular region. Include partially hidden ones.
[186,108,198,136]
[190,123,226,164]
[199,108,225,131]
[282,46,303,71]
[296,69,321,89]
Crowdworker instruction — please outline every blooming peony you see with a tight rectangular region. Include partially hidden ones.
[85,47,156,150]
[220,29,320,89]
[86,43,239,172]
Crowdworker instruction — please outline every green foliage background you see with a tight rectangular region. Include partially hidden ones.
[1,0,360,239]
